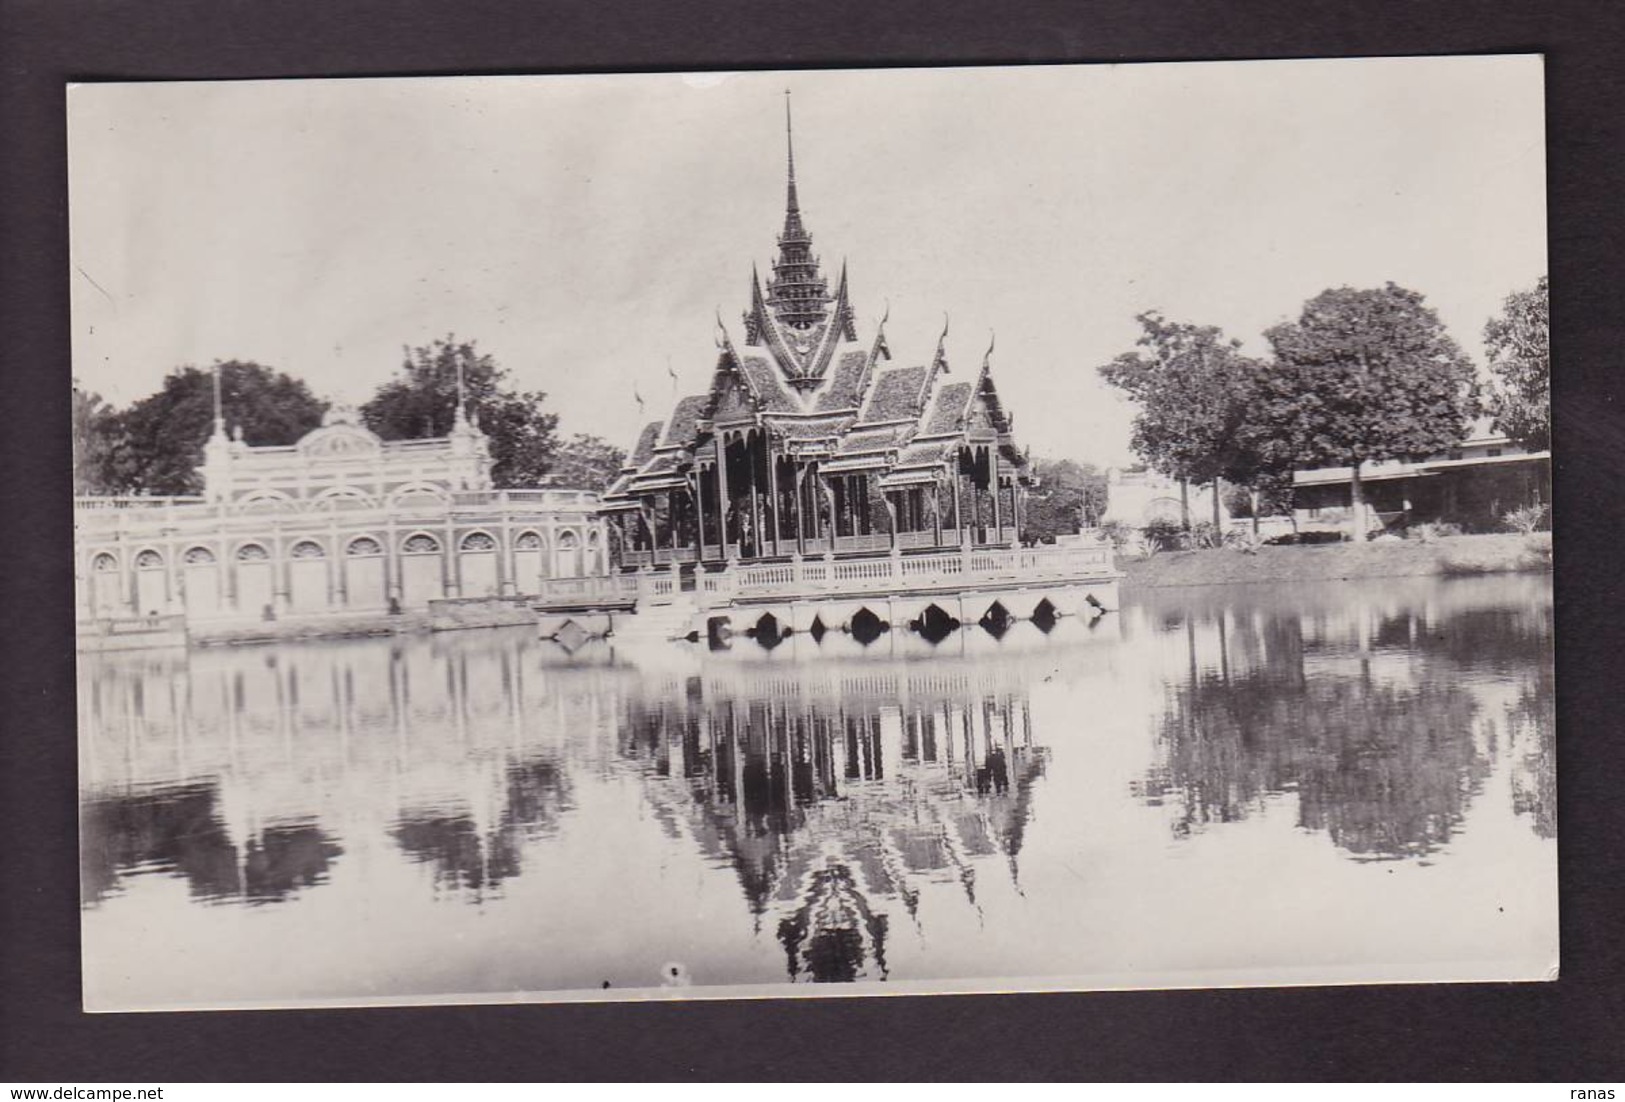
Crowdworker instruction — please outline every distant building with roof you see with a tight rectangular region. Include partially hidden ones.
[1292,418,1551,535]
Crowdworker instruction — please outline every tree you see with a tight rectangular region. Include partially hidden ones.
[1484,275,1550,451]
[72,381,125,495]
[547,433,626,492]
[1261,283,1479,541]
[362,336,560,489]
[104,362,327,496]
[1021,457,1107,543]
[1098,312,1265,533]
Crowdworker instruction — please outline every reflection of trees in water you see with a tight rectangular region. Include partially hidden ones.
[81,781,341,905]
[1507,665,1556,839]
[621,676,1048,981]
[391,754,572,898]
[1138,607,1502,860]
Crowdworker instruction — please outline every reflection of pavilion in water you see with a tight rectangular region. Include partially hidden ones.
[78,632,599,907]
[1127,577,1554,858]
[618,658,1048,983]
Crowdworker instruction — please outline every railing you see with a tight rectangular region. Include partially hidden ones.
[74,489,601,528]
[76,613,188,636]
[725,543,1115,599]
[449,489,601,511]
[535,543,1116,612]
[832,533,891,554]
[73,496,207,511]
[533,573,636,607]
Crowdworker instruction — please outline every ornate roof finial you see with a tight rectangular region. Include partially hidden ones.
[982,329,996,369]
[210,362,226,438]
[766,91,830,331]
[785,89,797,209]
[454,349,469,427]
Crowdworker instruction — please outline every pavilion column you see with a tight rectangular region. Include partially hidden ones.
[693,474,706,561]
[767,447,782,555]
[951,467,962,546]
[717,437,733,560]
[933,483,944,547]
[990,447,1002,541]
[748,434,764,559]
[793,463,807,555]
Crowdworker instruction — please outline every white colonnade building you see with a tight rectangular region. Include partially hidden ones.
[75,403,609,627]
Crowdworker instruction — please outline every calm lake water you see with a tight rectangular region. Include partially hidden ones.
[78,574,1557,1009]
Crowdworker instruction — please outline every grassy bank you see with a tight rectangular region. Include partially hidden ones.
[1120,532,1551,589]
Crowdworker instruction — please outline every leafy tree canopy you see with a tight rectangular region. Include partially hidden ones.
[1260,283,1480,469]
[1023,457,1107,543]
[101,362,327,496]
[362,336,560,489]
[1484,275,1550,451]
[1098,312,1266,487]
[73,381,124,496]
[548,433,626,492]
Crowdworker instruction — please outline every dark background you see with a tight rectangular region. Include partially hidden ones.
[3,0,1621,1082]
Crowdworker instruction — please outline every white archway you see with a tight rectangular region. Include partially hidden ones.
[399,531,444,609]
[287,539,329,612]
[235,542,274,618]
[344,534,388,610]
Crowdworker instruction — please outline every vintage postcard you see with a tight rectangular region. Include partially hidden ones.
[70,57,1554,1010]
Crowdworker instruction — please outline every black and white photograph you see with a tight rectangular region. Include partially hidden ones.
[69,57,1555,1011]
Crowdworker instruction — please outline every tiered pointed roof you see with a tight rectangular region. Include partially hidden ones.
[603,103,1031,506]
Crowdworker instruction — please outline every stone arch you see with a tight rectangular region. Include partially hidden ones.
[287,540,330,612]
[514,529,547,592]
[236,489,296,516]
[584,527,605,575]
[181,546,221,617]
[132,548,168,616]
[400,531,442,554]
[913,602,960,643]
[343,535,387,610]
[388,482,453,510]
[556,528,583,578]
[979,600,1012,638]
[458,529,500,597]
[89,552,123,617]
[233,541,276,619]
[849,606,886,645]
[399,531,444,608]
[311,486,381,511]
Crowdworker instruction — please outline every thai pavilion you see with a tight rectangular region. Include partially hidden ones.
[75,398,608,639]
[599,107,1035,570]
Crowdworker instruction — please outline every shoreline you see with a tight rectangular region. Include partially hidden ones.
[1119,531,1551,590]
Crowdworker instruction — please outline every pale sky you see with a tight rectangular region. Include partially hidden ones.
[68,57,1546,468]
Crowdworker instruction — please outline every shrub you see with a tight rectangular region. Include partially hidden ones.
[1188,521,1221,550]
[1097,520,1137,550]
[1224,527,1263,554]
[1141,518,1186,551]
[1264,530,1343,546]
[1502,503,1550,535]
[1407,521,1464,543]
